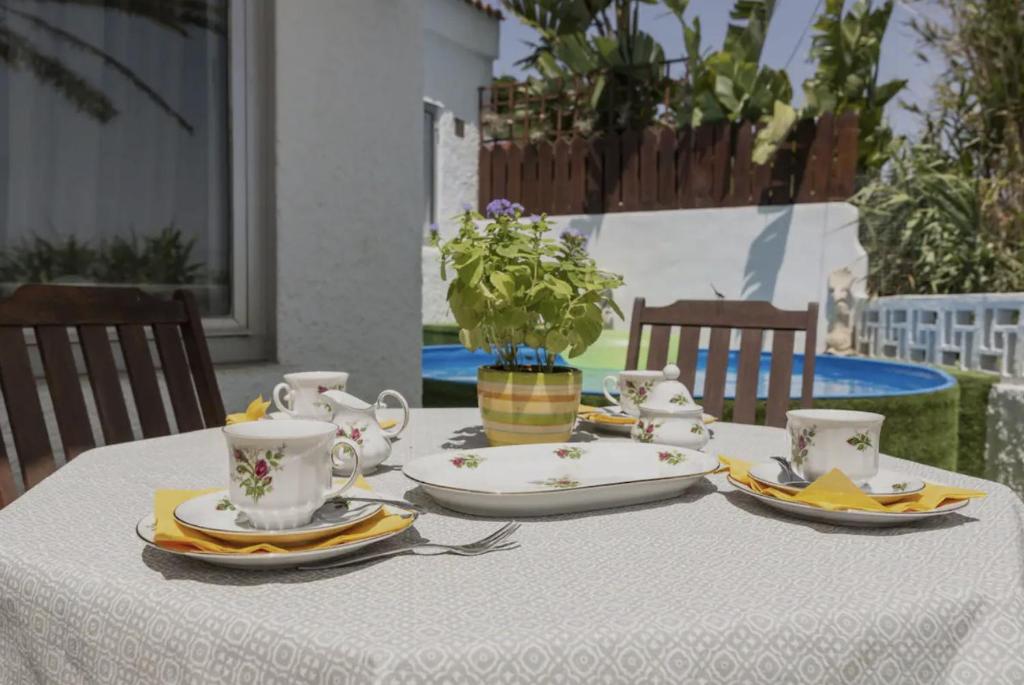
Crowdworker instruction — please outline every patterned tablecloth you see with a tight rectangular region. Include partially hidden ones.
[2,408,1024,684]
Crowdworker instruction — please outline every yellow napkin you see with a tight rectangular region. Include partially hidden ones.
[719,455,985,513]
[577,405,718,426]
[225,395,271,424]
[153,477,414,554]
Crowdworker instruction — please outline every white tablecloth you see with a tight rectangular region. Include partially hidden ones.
[2,409,1023,684]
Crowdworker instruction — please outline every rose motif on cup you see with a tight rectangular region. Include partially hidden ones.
[846,432,873,451]
[658,450,687,465]
[231,445,285,503]
[451,454,484,469]
[631,418,660,443]
[337,422,368,445]
[623,380,654,405]
[554,446,584,460]
[790,425,817,467]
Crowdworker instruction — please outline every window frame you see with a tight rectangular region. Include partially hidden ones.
[201,0,273,363]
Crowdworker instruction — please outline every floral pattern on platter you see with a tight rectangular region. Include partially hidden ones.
[215,497,235,511]
[657,450,687,465]
[336,422,368,446]
[535,477,580,489]
[230,445,285,503]
[632,419,660,443]
[669,393,692,406]
[790,426,817,467]
[846,432,873,451]
[451,454,484,469]
[892,482,909,492]
[623,380,654,405]
[554,446,584,460]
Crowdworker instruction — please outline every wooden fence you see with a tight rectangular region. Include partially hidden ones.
[477,112,859,214]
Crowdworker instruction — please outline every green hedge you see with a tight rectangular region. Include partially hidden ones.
[940,366,998,478]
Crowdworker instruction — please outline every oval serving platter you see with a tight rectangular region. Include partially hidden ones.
[403,442,719,517]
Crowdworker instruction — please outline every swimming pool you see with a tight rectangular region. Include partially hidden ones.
[421,344,955,400]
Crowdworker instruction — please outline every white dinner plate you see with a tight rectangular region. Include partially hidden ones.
[136,513,412,570]
[727,476,970,527]
[747,461,926,504]
[174,487,382,546]
[403,442,719,517]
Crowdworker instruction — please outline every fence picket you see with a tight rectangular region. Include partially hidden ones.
[640,128,659,210]
[656,127,676,209]
[476,114,858,213]
[554,139,572,214]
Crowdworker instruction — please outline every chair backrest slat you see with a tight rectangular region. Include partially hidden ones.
[0,285,225,508]
[625,297,819,426]
[36,326,95,460]
[116,324,171,438]
[78,324,135,444]
[176,291,226,427]
[153,323,204,432]
[800,304,819,409]
[702,327,731,419]
[733,328,764,424]
[0,327,56,489]
[766,330,795,427]
[646,325,671,370]
[0,431,16,509]
[675,326,701,391]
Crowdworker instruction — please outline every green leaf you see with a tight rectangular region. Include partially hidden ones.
[752,100,797,165]
[489,271,515,300]
[545,329,569,354]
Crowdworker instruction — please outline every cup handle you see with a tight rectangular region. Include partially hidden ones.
[329,437,362,492]
[375,389,410,439]
[602,375,620,406]
[272,382,295,415]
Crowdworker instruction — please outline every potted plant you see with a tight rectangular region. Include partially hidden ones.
[433,199,625,445]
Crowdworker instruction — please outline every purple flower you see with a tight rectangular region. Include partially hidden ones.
[485,198,524,219]
[528,214,541,223]
[560,228,589,251]
[462,202,473,212]
[254,459,268,478]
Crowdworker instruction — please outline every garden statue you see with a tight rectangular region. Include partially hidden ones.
[826,267,856,356]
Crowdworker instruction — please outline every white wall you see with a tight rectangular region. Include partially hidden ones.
[424,202,866,352]
[273,0,423,404]
[423,0,499,226]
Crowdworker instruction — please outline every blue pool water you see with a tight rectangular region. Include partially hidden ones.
[422,345,955,400]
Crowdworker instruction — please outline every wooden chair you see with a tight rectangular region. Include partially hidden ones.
[625,298,819,428]
[0,285,225,508]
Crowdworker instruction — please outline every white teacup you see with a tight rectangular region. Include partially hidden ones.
[273,371,349,419]
[786,409,885,484]
[222,419,361,530]
[602,369,663,417]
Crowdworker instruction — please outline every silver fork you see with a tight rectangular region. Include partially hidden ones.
[298,521,521,570]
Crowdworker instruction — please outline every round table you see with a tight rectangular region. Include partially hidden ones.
[1,408,1023,684]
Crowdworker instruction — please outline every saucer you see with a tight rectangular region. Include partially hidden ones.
[137,513,411,569]
[748,461,926,504]
[728,476,969,527]
[174,486,382,545]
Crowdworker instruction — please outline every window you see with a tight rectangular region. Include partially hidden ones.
[423,102,438,233]
[0,0,269,359]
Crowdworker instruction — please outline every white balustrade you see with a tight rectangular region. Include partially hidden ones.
[855,294,1024,378]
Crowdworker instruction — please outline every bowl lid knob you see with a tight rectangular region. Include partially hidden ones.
[663,364,680,380]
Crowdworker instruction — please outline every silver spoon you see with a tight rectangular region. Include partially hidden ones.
[769,456,810,487]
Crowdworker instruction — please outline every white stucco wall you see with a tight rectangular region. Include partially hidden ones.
[272,0,423,404]
[423,0,499,226]
[424,202,866,352]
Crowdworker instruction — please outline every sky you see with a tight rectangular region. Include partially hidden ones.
[481,0,946,139]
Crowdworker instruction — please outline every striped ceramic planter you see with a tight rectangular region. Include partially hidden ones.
[477,366,582,446]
